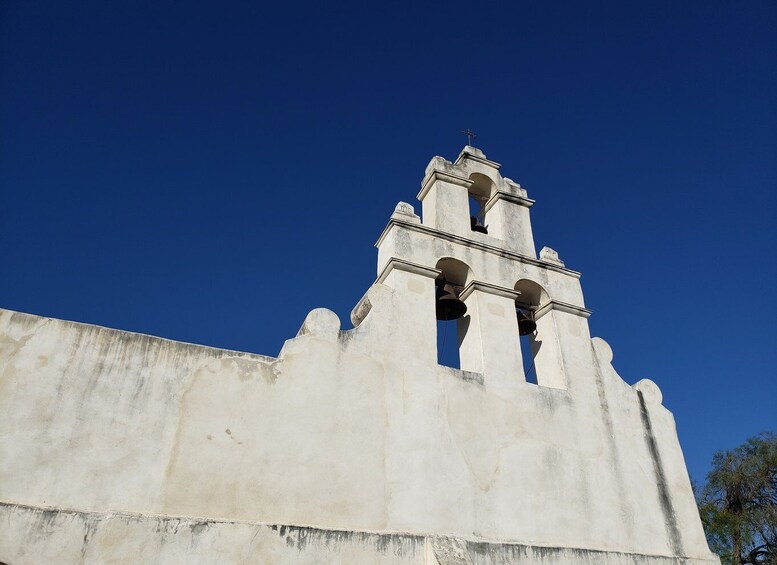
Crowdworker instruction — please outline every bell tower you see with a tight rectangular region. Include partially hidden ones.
[415,146,537,257]
[375,145,587,391]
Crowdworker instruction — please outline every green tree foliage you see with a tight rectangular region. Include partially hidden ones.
[697,433,777,564]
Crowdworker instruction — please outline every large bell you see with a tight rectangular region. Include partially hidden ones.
[470,215,488,234]
[436,278,467,320]
[516,308,537,336]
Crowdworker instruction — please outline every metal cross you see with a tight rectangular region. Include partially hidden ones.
[462,128,476,146]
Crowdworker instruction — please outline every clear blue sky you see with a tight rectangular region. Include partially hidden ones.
[2,1,775,484]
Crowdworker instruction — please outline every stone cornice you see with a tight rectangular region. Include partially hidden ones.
[454,147,501,170]
[375,219,582,279]
[417,170,472,201]
[535,299,592,320]
[483,190,535,211]
[459,280,522,301]
[375,257,441,285]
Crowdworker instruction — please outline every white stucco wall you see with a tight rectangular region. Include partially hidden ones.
[0,502,719,565]
[0,147,718,564]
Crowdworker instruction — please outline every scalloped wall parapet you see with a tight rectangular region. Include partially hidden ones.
[0,147,718,564]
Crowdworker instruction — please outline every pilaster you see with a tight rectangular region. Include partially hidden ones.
[417,170,472,237]
[483,188,537,257]
[458,281,524,390]
[376,258,441,366]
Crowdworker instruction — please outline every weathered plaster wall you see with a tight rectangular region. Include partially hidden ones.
[0,502,425,565]
[0,502,717,565]
[0,147,718,563]
[0,301,716,563]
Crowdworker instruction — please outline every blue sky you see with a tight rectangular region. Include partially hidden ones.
[1,1,775,483]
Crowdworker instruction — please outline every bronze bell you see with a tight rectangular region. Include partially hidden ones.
[470,215,488,234]
[435,278,467,320]
[516,309,537,336]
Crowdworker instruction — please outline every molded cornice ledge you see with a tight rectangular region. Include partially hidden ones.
[417,169,472,200]
[483,189,536,211]
[376,258,441,285]
[455,146,501,170]
[459,280,522,301]
[375,219,583,279]
[535,299,592,319]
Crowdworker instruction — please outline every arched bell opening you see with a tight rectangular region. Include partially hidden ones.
[468,173,493,235]
[513,279,550,385]
[435,258,472,369]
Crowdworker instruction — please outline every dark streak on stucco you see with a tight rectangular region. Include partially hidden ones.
[1,501,710,564]
[271,522,423,556]
[468,540,699,564]
[591,346,635,538]
[638,391,684,557]
[80,518,98,559]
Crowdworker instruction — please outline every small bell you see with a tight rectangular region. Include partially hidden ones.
[470,215,489,234]
[516,309,537,336]
[435,278,467,320]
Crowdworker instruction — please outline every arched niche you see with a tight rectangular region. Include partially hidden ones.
[513,279,550,309]
[513,278,565,389]
[436,257,474,287]
[435,258,473,369]
[468,173,495,234]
